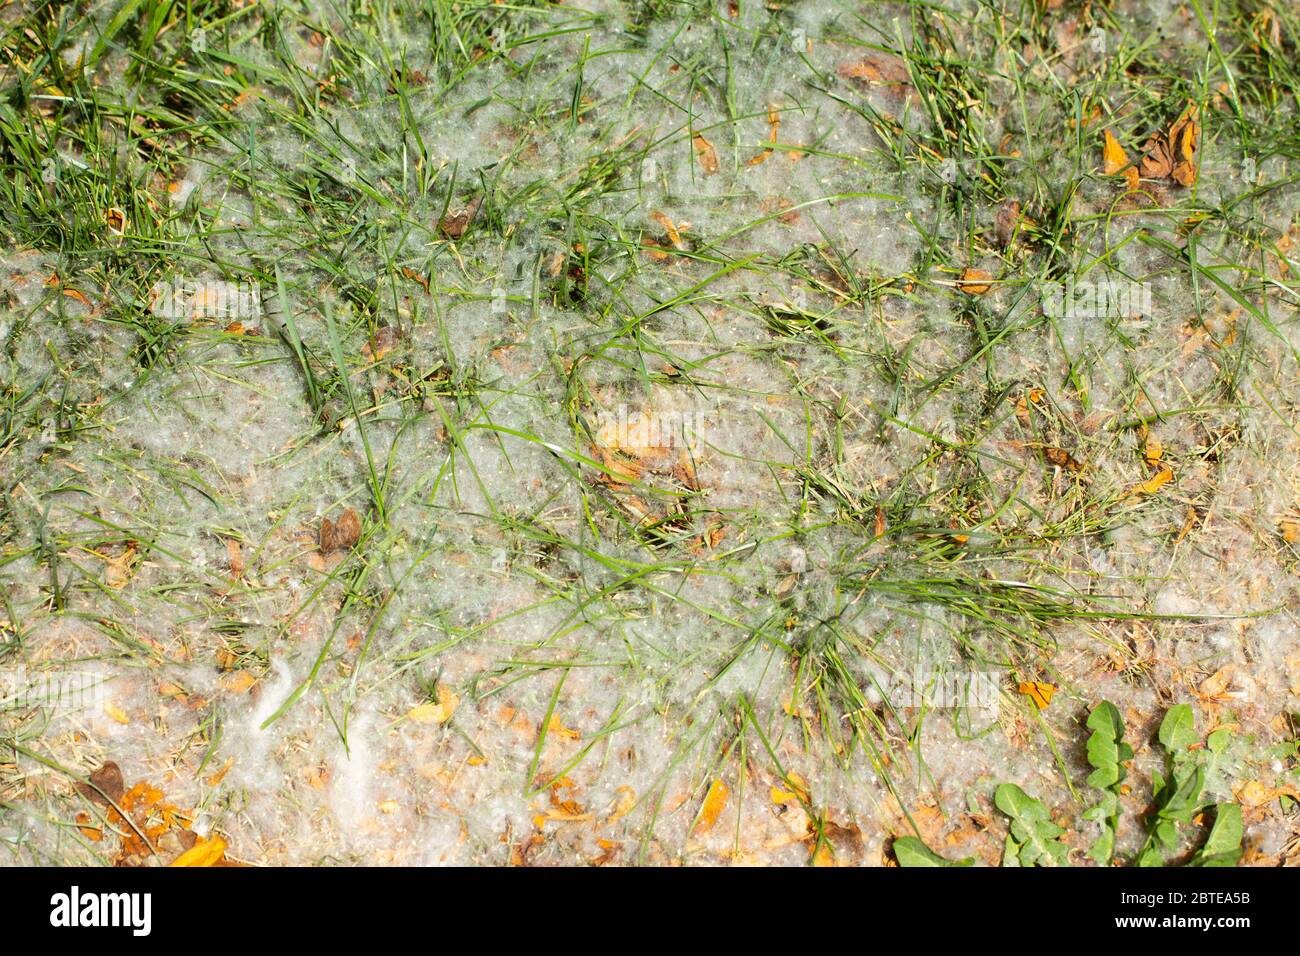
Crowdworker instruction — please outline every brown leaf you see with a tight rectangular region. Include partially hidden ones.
[995,199,1021,248]
[1168,105,1200,186]
[1196,666,1235,701]
[1139,105,1200,187]
[225,537,245,576]
[77,761,125,806]
[401,267,431,294]
[692,133,719,175]
[219,670,258,694]
[319,507,361,552]
[1043,446,1084,472]
[837,54,911,93]
[1140,137,1172,179]
[439,197,481,239]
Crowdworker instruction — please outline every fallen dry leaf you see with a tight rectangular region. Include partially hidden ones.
[995,199,1021,248]
[958,268,994,295]
[225,537,245,577]
[77,761,126,806]
[401,266,431,295]
[169,834,227,867]
[1140,105,1200,187]
[1043,446,1084,473]
[1018,681,1056,710]
[439,197,481,239]
[1196,666,1236,701]
[1233,779,1300,808]
[547,714,582,741]
[606,785,636,825]
[319,507,361,553]
[692,133,719,175]
[219,670,257,695]
[1129,464,1174,498]
[408,685,459,725]
[693,778,729,834]
[206,756,234,787]
[1102,129,1129,175]
[837,53,912,97]
[747,105,781,166]
[650,210,687,251]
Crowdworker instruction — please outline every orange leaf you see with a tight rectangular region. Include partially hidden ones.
[546,714,581,741]
[1129,464,1173,497]
[1102,129,1129,175]
[692,133,719,175]
[219,670,257,694]
[693,779,729,834]
[1018,681,1056,710]
[958,268,994,295]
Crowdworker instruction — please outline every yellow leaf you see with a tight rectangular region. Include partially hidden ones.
[694,779,730,834]
[103,702,130,724]
[810,842,836,866]
[1102,129,1129,175]
[606,785,636,824]
[771,771,810,805]
[408,685,459,724]
[1143,434,1163,466]
[169,835,227,867]
[1018,681,1056,710]
[547,714,581,740]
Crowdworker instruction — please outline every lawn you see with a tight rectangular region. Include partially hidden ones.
[1,0,1298,866]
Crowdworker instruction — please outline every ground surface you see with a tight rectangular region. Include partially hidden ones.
[1,0,1299,866]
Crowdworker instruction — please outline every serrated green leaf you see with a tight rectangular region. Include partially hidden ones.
[994,783,1069,866]
[1087,827,1115,865]
[1158,703,1197,753]
[1207,728,1232,754]
[1085,700,1131,789]
[1188,803,1243,867]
